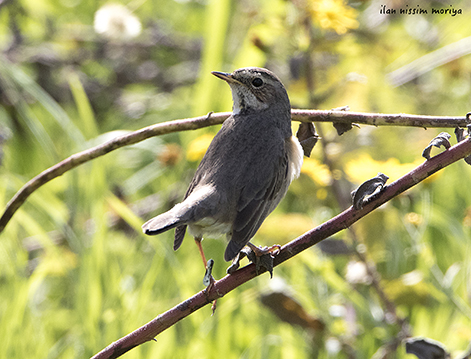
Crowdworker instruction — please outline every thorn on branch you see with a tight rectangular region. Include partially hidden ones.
[331,105,350,112]
[205,111,214,120]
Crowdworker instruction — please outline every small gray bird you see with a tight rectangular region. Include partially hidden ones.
[142,67,303,264]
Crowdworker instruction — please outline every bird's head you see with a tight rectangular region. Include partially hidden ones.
[212,67,290,115]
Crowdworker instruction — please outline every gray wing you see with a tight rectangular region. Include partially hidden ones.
[224,148,290,261]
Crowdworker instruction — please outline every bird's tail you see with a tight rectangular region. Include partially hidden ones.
[142,210,183,236]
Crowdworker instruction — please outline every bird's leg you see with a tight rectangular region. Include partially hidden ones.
[194,237,214,288]
[246,242,281,277]
[194,237,217,312]
[194,236,208,268]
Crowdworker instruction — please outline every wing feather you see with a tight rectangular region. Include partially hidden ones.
[224,149,289,261]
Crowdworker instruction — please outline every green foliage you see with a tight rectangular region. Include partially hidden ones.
[1,0,471,358]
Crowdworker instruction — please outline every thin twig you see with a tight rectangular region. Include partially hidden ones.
[292,110,469,128]
[0,112,230,233]
[91,137,471,359]
[0,110,469,233]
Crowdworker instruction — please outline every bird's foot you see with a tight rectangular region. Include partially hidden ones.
[226,244,280,277]
[247,243,280,277]
[202,259,217,314]
[248,243,281,258]
[226,250,247,274]
[203,259,215,288]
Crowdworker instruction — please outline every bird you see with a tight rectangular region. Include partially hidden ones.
[142,67,303,271]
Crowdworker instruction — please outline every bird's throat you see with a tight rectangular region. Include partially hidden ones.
[230,85,268,114]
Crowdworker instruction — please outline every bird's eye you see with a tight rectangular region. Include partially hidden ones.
[251,77,263,87]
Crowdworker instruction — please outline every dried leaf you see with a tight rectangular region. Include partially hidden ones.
[351,173,389,210]
[333,122,353,136]
[317,238,353,255]
[330,106,355,135]
[455,126,471,165]
[404,338,450,359]
[422,132,451,160]
[465,115,471,164]
[296,122,319,157]
[455,127,466,142]
[466,125,471,165]
[260,291,325,331]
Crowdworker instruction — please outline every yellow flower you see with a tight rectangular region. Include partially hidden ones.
[258,213,314,241]
[186,134,214,162]
[36,248,78,277]
[308,0,359,35]
[301,157,332,186]
[405,212,423,226]
[344,153,423,184]
[464,207,471,227]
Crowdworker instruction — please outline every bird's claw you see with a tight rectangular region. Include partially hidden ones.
[227,251,244,274]
[247,245,278,278]
[249,244,281,258]
[226,244,281,277]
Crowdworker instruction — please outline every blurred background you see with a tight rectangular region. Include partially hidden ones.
[1,0,471,358]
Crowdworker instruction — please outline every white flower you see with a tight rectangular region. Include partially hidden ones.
[345,260,371,284]
[325,337,342,355]
[94,4,142,41]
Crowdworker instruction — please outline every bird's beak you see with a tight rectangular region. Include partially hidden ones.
[211,71,239,83]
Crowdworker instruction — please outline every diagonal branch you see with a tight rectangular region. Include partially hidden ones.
[0,110,469,234]
[91,137,471,359]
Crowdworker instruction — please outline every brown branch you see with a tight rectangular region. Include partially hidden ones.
[0,110,468,234]
[91,137,471,359]
[0,112,230,233]
[292,110,469,128]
